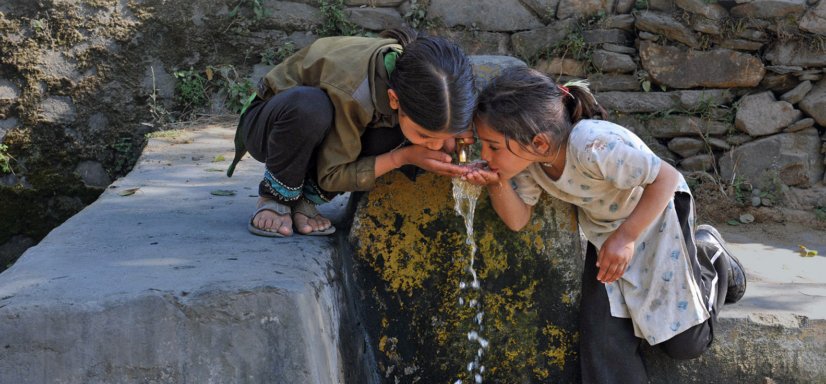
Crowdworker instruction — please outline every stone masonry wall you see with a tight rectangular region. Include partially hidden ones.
[1,0,825,264]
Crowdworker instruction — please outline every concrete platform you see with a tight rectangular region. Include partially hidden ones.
[0,122,823,383]
[0,122,363,384]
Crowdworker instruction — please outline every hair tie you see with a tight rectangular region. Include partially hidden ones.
[558,84,572,99]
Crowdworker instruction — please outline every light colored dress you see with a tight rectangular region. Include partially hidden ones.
[512,119,710,345]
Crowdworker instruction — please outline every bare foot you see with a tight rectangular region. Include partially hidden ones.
[252,197,293,236]
[293,211,333,235]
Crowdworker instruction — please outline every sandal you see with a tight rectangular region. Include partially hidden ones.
[248,199,292,237]
[292,199,336,236]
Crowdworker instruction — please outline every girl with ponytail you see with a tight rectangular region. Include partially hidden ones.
[463,66,746,383]
[229,27,476,237]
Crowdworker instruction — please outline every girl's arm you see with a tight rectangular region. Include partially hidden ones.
[597,162,682,283]
[464,169,533,231]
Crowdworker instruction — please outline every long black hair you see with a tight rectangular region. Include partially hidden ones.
[380,27,476,135]
[475,66,605,157]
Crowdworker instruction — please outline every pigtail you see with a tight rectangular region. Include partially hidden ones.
[562,79,606,123]
[379,26,418,48]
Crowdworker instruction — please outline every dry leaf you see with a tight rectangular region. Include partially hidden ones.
[118,187,140,196]
[799,245,818,257]
[210,189,236,196]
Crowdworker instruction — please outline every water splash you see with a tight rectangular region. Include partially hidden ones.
[451,177,487,384]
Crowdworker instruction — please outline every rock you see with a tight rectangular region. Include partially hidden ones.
[519,0,561,22]
[470,55,527,90]
[799,1,826,35]
[345,0,405,5]
[602,14,636,30]
[730,0,807,18]
[39,96,77,125]
[345,7,403,30]
[582,29,633,45]
[615,0,635,13]
[647,116,730,138]
[799,78,826,126]
[431,29,510,55]
[761,73,800,93]
[765,41,826,67]
[762,198,774,207]
[591,50,636,73]
[640,41,765,89]
[37,49,82,84]
[259,1,322,30]
[780,80,812,104]
[668,137,706,158]
[511,19,577,60]
[74,161,112,188]
[735,28,770,42]
[735,91,802,137]
[0,79,20,103]
[677,89,734,110]
[596,92,677,113]
[740,213,755,223]
[639,31,659,40]
[0,118,17,142]
[141,61,175,100]
[87,113,109,135]
[719,128,824,188]
[349,172,583,383]
[635,10,700,48]
[648,0,676,11]
[715,38,764,51]
[679,153,715,171]
[588,74,640,91]
[676,0,728,20]
[767,65,803,75]
[287,31,318,49]
[556,0,614,19]
[727,133,753,146]
[429,0,543,31]
[0,235,35,270]
[706,137,731,150]
[785,118,815,133]
[602,43,636,54]
[533,58,586,77]
[692,18,723,35]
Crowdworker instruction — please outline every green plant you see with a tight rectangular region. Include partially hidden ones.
[318,0,362,37]
[0,144,15,174]
[229,0,268,21]
[208,65,255,114]
[148,67,174,128]
[815,206,826,222]
[260,42,296,65]
[174,67,209,110]
[730,176,751,205]
[112,137,134,174]
[403,0,433,29]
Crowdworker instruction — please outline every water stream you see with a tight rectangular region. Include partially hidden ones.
[451,177,487,384]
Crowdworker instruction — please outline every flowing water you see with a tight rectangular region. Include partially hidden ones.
[451,177,487,384]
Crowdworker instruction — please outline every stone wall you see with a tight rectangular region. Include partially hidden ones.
[1,1,825,262]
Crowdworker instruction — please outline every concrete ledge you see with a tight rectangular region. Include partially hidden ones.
[0,123,358,383]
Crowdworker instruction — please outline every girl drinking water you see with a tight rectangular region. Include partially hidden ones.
[227,28,476,237]
[463,66,746,383]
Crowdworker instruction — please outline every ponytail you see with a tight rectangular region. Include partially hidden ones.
[379,27,418,47]
[561,80,605,123]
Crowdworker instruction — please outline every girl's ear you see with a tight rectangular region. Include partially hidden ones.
[387,89,399,110]
[532,133,552,154]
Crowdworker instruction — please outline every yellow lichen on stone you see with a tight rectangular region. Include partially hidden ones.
[542,324,574,370]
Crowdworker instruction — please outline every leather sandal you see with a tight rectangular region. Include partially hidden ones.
[248,199,291,237]
[292,199,336,236]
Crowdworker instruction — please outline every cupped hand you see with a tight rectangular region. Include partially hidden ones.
[461,167,500,186]
[596,229,635,284]
[402,145,467,177]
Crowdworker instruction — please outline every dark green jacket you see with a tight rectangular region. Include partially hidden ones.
[232,36,402,192]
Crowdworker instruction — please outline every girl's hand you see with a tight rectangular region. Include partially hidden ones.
[596,229,635,283]
[399,145,466,177]
[462,167,500,186]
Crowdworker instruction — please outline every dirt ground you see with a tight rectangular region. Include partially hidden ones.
[692,179,826,249]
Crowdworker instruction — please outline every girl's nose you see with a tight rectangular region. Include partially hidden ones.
[425,140,443,151]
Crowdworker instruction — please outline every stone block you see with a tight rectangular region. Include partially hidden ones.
[596,91,677,113]
[429,0,543,31]
[640,41,765,89]
[719,128,824,188]
[582,29,633,45]
[38,96,77,125]
[430,28,510,56]
[731,0,807,18]
[520,0,561,22]
[780,80,812,105]
[647,116,730,138]
[588,74,640,91]
[259,0,322,30]
[679,153,715,172]
[511,19,577,60]
[534,58,587,77]
[735,91,802,137]
[349,172,583,383]
[345,0,405,5]
[785,117,815,133]
[635,10,701,48]
[676,0,728,20]
[668,137,706,158]
[799,1,826,35]
[601,14,636,30]
[715,38,764,51]
[0,79,20,104]
[765,41,826,67]
[345,7,403,31]
[556,0,613,19]
[591,50,636,73]
[799,78,826,126]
